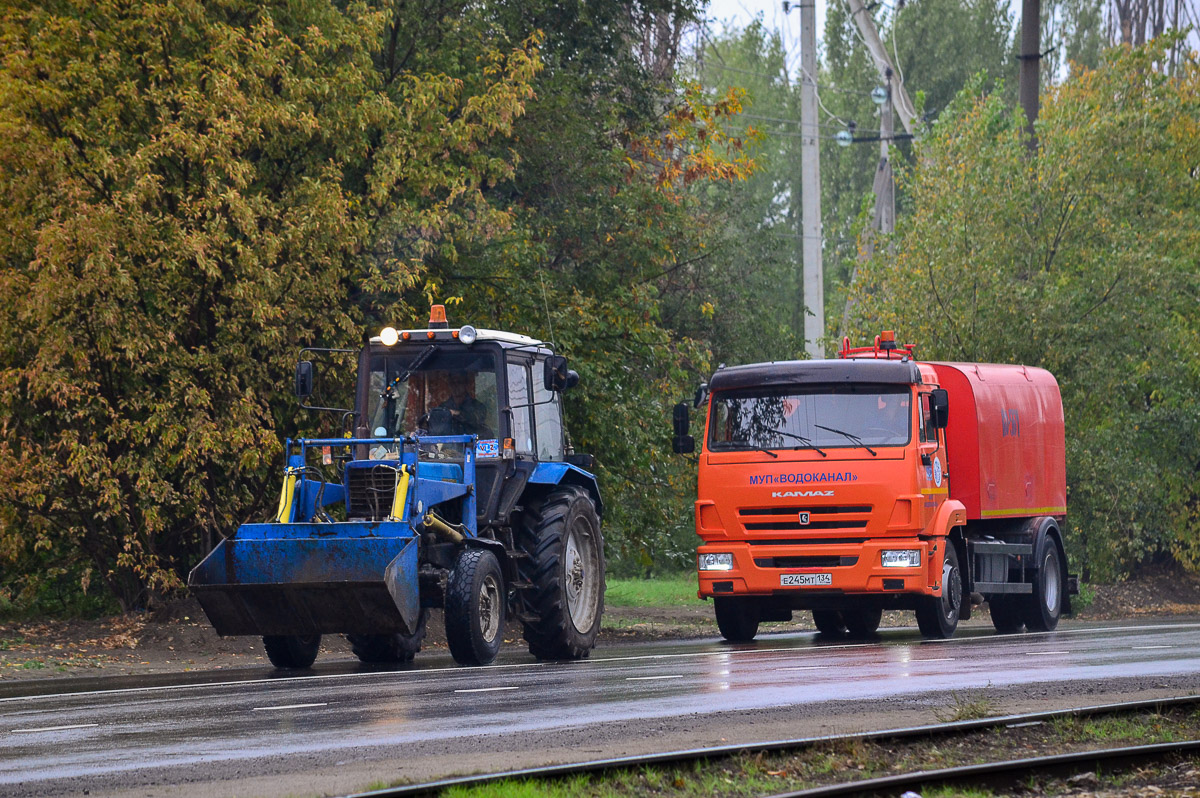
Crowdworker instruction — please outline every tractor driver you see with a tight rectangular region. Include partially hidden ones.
[430,372,491,437]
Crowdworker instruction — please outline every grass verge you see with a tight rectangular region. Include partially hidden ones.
[604,574,698,607]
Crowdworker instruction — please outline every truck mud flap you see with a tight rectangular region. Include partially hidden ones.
[188,536,419,638]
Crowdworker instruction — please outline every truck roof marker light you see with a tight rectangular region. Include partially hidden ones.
[379,327,399,346]
[429,304,449,329]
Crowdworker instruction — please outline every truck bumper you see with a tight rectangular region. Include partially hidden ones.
[697,538,937,607]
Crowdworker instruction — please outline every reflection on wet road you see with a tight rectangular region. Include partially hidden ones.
[3,621,1199,793]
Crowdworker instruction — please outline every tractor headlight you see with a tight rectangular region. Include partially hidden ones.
[881,549,921,568]
[698,552,734,571]
[379,327,399,346]
[458,325,477,345]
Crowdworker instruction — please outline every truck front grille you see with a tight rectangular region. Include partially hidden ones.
[754,555,859,568]
[737,505,873,535]
[346,466,401,520]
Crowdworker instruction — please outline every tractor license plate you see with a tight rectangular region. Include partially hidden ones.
[781,573,832,587]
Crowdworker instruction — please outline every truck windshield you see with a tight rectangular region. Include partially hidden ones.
[365,350,499,440]
[708,386,911,452]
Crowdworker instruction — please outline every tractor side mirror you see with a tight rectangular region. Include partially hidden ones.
[930,388,949,429]
[544,355,579,391]
[693,382,709,408]
[295,361,314,399]
[672,401,694,454]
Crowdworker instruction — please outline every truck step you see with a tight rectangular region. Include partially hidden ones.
[976,581,1033,595]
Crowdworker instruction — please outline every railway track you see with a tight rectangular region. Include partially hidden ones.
[350,694,1200,798]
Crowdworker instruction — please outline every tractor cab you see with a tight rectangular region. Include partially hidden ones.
[190,306,603,669]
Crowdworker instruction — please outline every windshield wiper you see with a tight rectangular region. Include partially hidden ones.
[772,429,827,457]
[814,424,877,456]
[730,439,779,458]
[383,345,438,400]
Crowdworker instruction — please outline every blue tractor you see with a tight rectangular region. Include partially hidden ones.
[188,306,605,667]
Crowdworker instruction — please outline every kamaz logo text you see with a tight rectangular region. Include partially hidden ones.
[772,490,834,498]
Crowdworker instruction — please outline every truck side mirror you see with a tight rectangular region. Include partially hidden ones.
[693,382,709,408]
[672,401,695,454]
[544,355,579,391]
[295,361,314,399]
[931,388,949,429]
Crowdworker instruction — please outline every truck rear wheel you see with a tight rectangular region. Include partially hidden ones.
[445,548,505,666]
[346,609,429,664]
[844,607,883,638]
[915,542,962,639]
[1022,537,1064,632]
[262,634,321,669]
[714,597,759,642]
[988,596,1025,634]
[812,610,847,637]
[517,486,605,661]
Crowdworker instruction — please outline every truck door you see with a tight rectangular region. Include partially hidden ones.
[917,391,947,526]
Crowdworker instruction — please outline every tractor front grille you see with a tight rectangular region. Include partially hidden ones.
[346,466,401,521]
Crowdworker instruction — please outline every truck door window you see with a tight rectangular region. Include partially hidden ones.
[919,393,932,443]
[507,362,534,455]
[532,364,564,461]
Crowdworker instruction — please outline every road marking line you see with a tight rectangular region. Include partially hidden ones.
[1026,651,1070,655]
[454,687,519,693]
[779,666,823,671]
[1132,645,1173,650]
[251,702,327,711]
[912,658,955,662]
[627,675,684,681]
[11,723,99,733]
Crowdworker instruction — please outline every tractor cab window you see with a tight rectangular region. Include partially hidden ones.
[506,362,534,455]
[533,363,564,461]
[365,350,499,440]
[709,385,912,452]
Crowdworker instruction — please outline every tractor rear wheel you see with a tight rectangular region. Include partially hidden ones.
[916,542,962,639]
[714,597,760,642]
[445,548,505,666]
[347,609,429,664]
[517,486,605,661]
[262,634,321,669]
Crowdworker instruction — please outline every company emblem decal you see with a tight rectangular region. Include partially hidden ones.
[933,456,943,487]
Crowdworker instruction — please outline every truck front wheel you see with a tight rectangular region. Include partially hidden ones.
[915,543,962,639]
[262,634,321,669]
[445,548,506,666]
[714,597,759,642]
[518,486,605,661]
[1023,537,1064,632]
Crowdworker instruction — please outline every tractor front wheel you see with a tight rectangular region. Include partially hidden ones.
[347,609,429,664]
[518,486,605,661]
[262,634,321,669]
[445,548,506,666]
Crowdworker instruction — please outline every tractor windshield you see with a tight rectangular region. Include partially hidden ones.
[709,385,911,452]
[365,350,499,441]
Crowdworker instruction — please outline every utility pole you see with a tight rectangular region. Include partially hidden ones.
[799,0,824,358]
[874,68,895,237]
[1018,0,1042,148]
[844,0,917,137]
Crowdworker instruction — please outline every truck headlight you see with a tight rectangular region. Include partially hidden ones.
[881,549,921,568]
[698,552,734,571]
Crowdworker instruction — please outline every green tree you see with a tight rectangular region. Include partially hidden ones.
[0,0,540,611]
[846,40,1200,580]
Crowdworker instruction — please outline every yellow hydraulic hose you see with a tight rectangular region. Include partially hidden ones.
[422,512,465,544]
[388,465,411,522]
[274,469,298,524]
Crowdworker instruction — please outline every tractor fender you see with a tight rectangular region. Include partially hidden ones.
[527,462,603,517]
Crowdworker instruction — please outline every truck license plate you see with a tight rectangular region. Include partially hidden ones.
[781,573,832,587]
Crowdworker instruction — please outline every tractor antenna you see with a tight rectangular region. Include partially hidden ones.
[538,271,557,349]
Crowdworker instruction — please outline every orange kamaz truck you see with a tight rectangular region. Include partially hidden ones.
[672,331,1077,641]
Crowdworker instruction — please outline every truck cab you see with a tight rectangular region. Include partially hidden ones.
[676,331,1075,641]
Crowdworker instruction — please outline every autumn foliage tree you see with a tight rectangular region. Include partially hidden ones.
[847,40,1200,580]
[0,0,540,611]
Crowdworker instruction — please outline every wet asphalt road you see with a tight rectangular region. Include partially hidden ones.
[3,620,1200,797]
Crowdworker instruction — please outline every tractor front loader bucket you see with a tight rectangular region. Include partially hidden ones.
[188,525,419,638]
